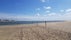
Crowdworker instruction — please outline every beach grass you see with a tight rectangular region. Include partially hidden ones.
[0,21,71,40]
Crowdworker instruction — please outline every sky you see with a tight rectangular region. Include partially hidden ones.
[0,0,71,21]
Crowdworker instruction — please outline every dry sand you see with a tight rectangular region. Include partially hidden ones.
[0,21,71,40]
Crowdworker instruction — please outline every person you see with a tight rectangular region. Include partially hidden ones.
[45,21,47,27]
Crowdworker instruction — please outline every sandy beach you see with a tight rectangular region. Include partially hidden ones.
[0,21,71,40]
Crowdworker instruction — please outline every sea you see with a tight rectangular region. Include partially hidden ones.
[0,21,64,25]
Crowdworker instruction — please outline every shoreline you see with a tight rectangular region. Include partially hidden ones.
[0,21,65,26]
[0,21,71,33]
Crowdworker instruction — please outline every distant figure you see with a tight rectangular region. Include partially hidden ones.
[45,21,47,27]
[0,19,1,22]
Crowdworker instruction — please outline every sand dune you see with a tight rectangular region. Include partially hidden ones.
[0,21,71,40]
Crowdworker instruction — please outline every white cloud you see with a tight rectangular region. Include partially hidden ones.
[36,13,40,16]
[47,13,61,16]
[47,13,56,16]
[40,0,49,3]
[45,10,50,13]
[35,13,40,16]
[44,6,51,10]
[40,0,46,2]
[66,9,71,12]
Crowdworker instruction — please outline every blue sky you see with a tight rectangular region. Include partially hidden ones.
[0,0,71,21]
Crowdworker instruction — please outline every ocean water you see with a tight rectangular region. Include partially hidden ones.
[0,21,64,25]
[0,21,43,25]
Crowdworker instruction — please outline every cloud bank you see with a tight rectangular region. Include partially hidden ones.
[0,9,71,21]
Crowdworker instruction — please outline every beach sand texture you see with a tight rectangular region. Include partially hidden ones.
[0,21,71,40]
